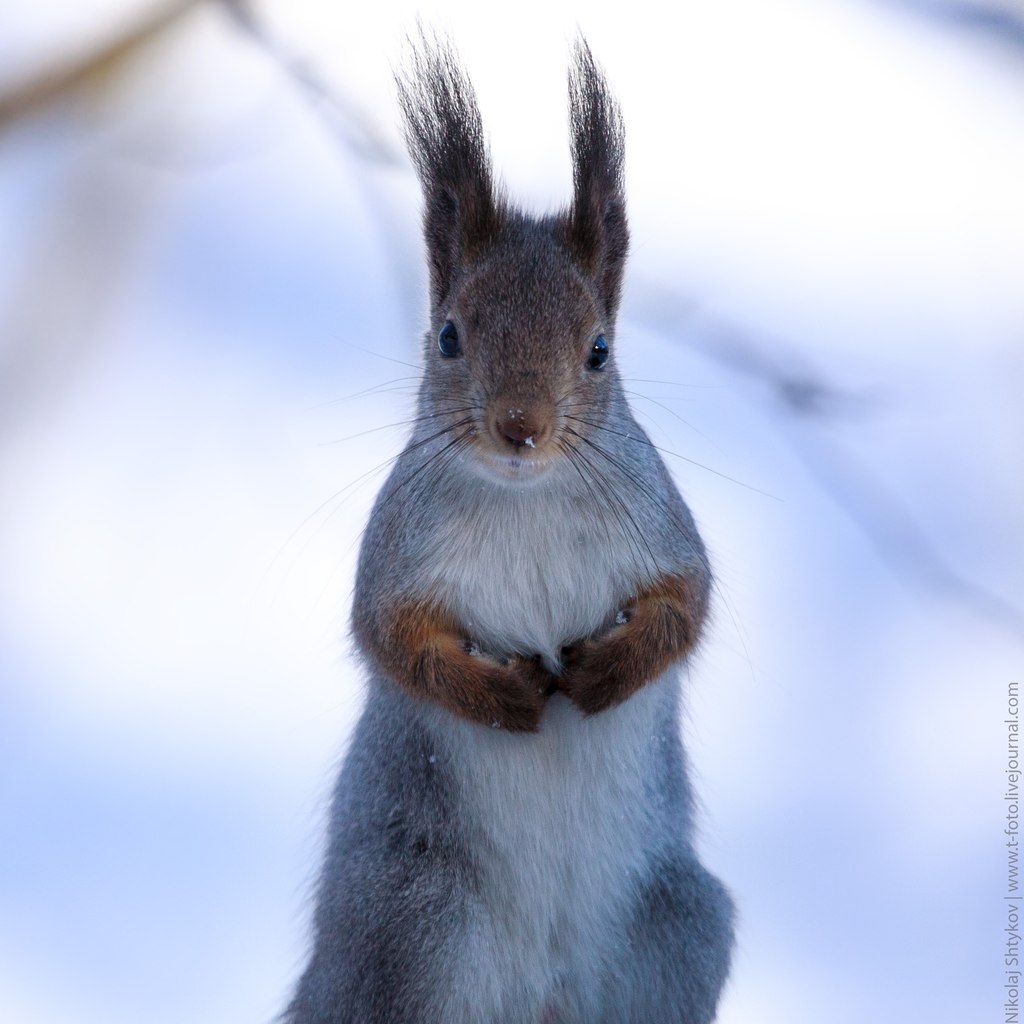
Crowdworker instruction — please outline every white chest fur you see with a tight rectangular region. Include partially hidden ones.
[429,467,643,667]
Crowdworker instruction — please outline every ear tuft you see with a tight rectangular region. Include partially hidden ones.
[397,32,505,309]
[563,39,629,320]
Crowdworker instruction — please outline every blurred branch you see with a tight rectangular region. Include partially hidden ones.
[792,423,1024,635]
[219,0,404,167]
[0,160,166,449]
[0,0,205,130]
[220,0,422,328]
[0,2,190,447]
[867,0,1024,59]
[633,287,877,421]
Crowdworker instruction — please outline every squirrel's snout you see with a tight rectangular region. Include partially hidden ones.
[489,402,552,452]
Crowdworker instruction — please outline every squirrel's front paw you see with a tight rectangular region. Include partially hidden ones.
[454,648,556,733]
[559,633,633,716]
[560,575,704,715]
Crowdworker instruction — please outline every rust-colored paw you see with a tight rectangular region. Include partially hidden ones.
[559,632,634,716]
[456,650,560,732]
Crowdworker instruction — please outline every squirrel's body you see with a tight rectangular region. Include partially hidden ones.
[285,37,733,1024]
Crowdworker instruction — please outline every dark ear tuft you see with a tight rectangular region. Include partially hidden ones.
[397,33,505,310]
[562,39,629,320]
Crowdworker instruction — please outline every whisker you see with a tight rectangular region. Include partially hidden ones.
[258,413,476,590]
[342,343,422,372]
[319,405,478,446]
[563,424,688,522]
[563,414,779,501]
[315,430,476,613]
[385,425,476,506]
[620,377,723,390]
[559,434,660,577]
[311,376,421,407]
[621,389,718,447]
[557,437,650,577]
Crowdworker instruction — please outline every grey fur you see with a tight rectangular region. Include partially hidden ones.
[284,35,733,1024]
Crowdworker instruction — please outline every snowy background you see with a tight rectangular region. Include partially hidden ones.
[0,1,1021,1022]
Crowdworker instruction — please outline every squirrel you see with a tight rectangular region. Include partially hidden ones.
[284,35,734,1024]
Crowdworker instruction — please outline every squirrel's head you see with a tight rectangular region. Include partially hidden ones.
[398,36,629,484]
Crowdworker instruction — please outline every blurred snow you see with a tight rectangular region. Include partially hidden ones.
[0,1,1021,1023]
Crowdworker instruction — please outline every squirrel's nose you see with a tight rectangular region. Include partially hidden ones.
[490,403,550,451]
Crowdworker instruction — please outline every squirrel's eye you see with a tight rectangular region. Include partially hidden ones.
[438,321,462,358]
[588,334,609,371]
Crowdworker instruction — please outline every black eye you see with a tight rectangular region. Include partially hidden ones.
[438,321,461,358]
[588,334,609,371]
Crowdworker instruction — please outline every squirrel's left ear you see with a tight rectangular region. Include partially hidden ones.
[560,39,629,322]
[398,33,505,312]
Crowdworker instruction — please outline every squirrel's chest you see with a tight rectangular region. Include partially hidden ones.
[430,485,634,661]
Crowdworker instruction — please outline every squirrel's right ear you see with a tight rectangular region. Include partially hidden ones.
[561,40,629,321]
[397,35,505,310]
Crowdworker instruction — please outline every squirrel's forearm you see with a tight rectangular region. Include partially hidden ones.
[353,598,551,732]
[562,570,707,715]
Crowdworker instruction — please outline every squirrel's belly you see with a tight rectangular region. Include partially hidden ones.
[436,676,671,1016]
